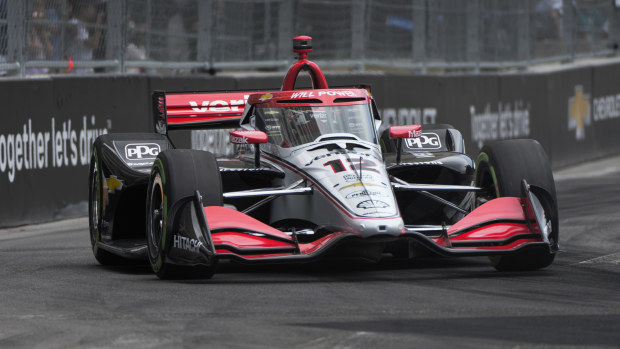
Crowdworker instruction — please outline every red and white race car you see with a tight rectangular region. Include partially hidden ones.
[89,36,559,279]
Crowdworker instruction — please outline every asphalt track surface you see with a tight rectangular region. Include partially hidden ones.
[2,157,620,349]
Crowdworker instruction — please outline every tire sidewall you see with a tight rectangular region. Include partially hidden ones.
[89,148,126,265]
[147,158,168,276]
[88,150,103,256]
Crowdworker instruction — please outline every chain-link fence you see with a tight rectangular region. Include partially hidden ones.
[1,0,619,76]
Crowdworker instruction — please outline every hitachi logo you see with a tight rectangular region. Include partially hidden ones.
[189,95,249,112]
[173,235,202,253]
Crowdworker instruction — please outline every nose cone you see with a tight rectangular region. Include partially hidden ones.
[314,163,405,236]
[298,148,400,219]
[334,177,398,218]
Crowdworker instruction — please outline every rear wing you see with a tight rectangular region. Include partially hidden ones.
[152,90,271,134]
[152,85,374,134]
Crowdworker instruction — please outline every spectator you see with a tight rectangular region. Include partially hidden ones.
[124,11,151,74]
[0,0,7,76]
[534,0,563,40]
[26,0,54,74]
[78,0,107,72]
[44,0,63,61]
[64,0,93,73]
[0,0,7,58]
[166,1,190,63]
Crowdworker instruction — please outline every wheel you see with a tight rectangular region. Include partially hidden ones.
[88,149,127,265]
[475,139,558,271]
[146,149,222,279]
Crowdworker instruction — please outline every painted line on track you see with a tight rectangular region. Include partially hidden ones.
[0,217,88,241]
[577,252,620,265]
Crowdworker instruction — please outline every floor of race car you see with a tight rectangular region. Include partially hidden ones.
[1,155,620,348]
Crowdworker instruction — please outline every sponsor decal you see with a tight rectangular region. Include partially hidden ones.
[317,90,356,97]
[303,150,375,166]
[346,190,385,199]
[230,135,248,144]
[382,107,438,126]
[259,93,273,102]
[408,129,422,138]
[0,116,110,184]
[290,91,356,99]
[188,95,249,113]
[340,182,386,190]
[567,86,620,141]
[405,132,441,150]
[173,235,203,253]
[125,143,160,160]
[291,91,316,99]
[412,152,435,159]
[357,200,390,209]
[342,173,374,182]
[470,101,530,149]
[593,93,620,122]
[322,158,380,174]
[105,175,123,193]
[125,162,154,168]
[568,85,591,140]
[398,161,444,165]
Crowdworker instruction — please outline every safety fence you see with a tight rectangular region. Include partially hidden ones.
[1,0,619,76]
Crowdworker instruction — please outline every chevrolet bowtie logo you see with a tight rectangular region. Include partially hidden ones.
[568,85,591,140]
[259,93,273,102]
[105,175,123,193]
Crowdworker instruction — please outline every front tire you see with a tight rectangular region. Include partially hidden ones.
[475,139,558,271]
[146,149,222,279]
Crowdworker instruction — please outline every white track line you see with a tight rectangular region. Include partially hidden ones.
[0,217,88,241]
[577,252,620,265]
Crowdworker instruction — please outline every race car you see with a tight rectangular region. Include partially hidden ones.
[88,36,559,279]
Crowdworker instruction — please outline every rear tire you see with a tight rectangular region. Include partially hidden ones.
[475,139,558,271]
[88,150,128,265]
[146,149,222,279]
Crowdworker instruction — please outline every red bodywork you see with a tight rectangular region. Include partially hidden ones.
[202,197,546,263]
[389,125,422,139]
[161,91,255,128]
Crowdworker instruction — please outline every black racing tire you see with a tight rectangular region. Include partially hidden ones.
[475,139,558,271]
[146,149,222,280]
[88,149,128,265]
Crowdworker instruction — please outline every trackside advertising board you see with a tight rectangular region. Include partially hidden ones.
[2,62,620,227]
[0,76,150,226]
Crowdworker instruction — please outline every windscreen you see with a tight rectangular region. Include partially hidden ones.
[254,104,376,148]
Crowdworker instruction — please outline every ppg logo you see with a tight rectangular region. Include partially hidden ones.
[125,143,161,160]
[405,133,441,149]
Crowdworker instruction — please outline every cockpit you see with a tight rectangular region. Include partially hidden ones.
[253,103,377,148]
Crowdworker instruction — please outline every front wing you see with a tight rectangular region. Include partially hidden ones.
[163,183,554,268]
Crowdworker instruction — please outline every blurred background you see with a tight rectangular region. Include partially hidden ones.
[1,0,619,76]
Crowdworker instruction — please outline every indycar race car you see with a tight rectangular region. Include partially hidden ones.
[89,36,559,279]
